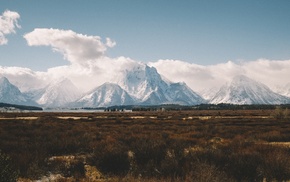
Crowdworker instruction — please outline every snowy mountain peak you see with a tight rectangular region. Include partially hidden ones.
[117,63,169,100]
[0,76,12,88]
[75,82,134,107]
[36,78,82,107]
[164,82,206,105]
[0,76,21,96]
[73,62,205,107]
[210,75,289,104]
[0,76,36,106]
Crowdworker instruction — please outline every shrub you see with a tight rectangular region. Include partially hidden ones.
[90,138,130,175]
[226,152,263,181]
[98,149,130,175]
[261,148,290,181]
[47,156,85,179]
[0,150,18,182]
[272,107,289,120]
[186,162,233,182]
[132,137,167,177]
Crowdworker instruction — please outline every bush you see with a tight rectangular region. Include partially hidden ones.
[98,149,130,175]
[90,138,130,175]
[132,137,167,177]
[0,151,18,182]
[272,107,289,120]
[186,162,233,182]
[262,148,290,181]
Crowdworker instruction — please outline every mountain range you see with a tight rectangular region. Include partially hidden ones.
[73,64,205,107]
[0,64,290,108]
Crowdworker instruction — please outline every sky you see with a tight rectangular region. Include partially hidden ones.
[1,0,290,93]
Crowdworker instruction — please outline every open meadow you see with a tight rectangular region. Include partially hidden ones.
[1,109,290,181]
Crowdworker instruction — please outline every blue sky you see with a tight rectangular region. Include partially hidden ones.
[1,0,290,71]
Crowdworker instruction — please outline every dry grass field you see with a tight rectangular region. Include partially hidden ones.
[0,109,290,181]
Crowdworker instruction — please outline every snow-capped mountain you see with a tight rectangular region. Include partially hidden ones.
[116,64,169,101]
[198,87,220,101]
[116,63,204,105]
[165,82,206,105]
[70,63,205,107]
[1,71,290,107]
[33,78,82,107]
[210,75,290,104]
[0,68,205,107]
[74,82,135,107]
[0,77,36,106]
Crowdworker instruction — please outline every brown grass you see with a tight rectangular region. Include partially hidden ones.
[0,110,290,181]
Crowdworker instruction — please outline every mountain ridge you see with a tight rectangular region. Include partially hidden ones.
[74,82,135,107]
[1,71,290,107]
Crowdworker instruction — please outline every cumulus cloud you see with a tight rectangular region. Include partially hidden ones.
[23,28,115,65]
[0,10,20,45]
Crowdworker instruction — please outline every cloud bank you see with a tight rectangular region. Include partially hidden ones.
[23,28,116,65]
[2,26,290,95]
[149,59,290,92]
[0,10,21,45]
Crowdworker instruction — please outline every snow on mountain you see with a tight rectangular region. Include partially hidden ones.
[72,62,205,107]
[116,63,169,101]
[33,78,82,107]
[4,70,290,107]
[141,87,168,105]
[0,77,37,106]
[198,87,220,101]
[210,75,290,104]
[116,63,204,105]
[165,82,206,105]
[74,82,135,107]
[276,83,290,97]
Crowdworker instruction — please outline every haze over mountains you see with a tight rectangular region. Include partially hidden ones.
[1,63,290,108]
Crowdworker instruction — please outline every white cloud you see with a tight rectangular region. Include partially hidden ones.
[0,66,46,91]
[149,60,216,91]
[150,59,290,92]
[106,37,116,48]
[23,28,115,65]
[241,59,290,90]
[1,56,138,93]
[0,10,20,45]
[0,28,284,95]
[2,56,290,95]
